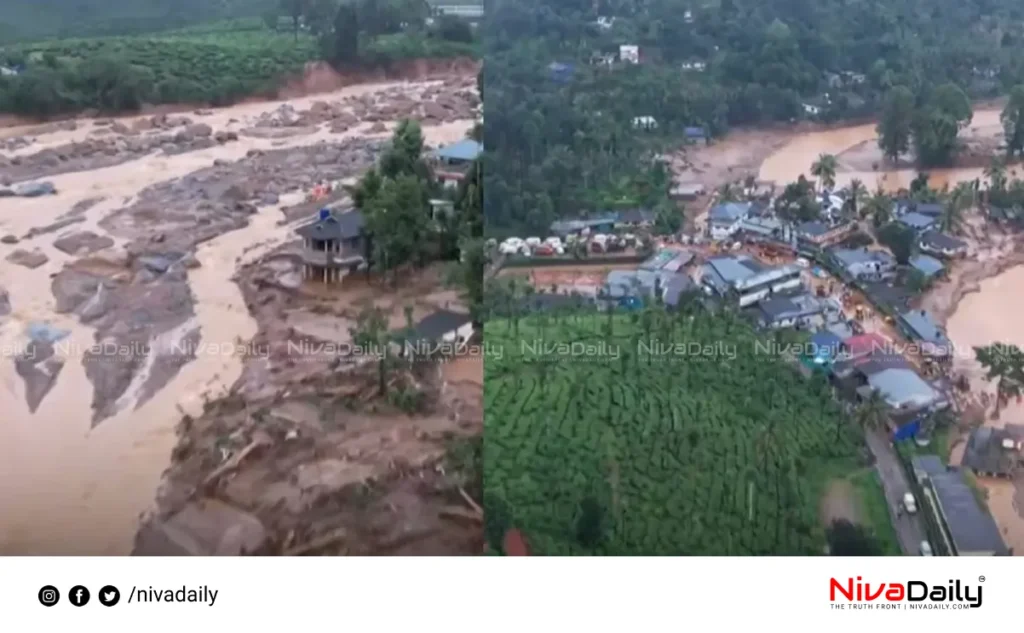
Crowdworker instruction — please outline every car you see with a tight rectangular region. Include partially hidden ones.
[903,492,918,514]
[920,541,933,556]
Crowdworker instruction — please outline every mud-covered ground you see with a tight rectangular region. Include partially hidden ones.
[134,261,484,555]
[0,69,482,555]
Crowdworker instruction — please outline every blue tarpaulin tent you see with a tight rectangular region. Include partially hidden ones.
[548,62,575,83]
[892,418,921,441]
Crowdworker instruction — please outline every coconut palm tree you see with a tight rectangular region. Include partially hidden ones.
[855,390,890,436]
[864,188,892,228]
[985,157,1008,194]
[846,178,868,218]
[940,182,973,234]
[811,153,838,191]
[974,344,1024,418]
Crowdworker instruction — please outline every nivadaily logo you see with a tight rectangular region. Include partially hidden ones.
[830,576,984,610]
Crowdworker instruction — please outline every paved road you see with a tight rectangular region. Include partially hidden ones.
[864,429,928,555]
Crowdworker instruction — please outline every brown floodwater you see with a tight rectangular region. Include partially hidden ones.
[758,108,1004,190]
[0,82,472,555]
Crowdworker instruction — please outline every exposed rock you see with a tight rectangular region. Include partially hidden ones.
[15,341,65,413]
[6,248,49,269]
[1,235,18,244]
[0,286,9,316]
[185,123,213,138]
[53,231,115,256]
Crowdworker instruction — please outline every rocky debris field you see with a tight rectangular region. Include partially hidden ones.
[0,77,477,186]
[43,138,384,425]
[0,118,239,184]
[134,262,483,556]
[247,77,478,135]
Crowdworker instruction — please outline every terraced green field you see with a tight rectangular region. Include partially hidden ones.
[484,308,864,555]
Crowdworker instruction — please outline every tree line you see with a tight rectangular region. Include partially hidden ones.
[0,0,477,117]
[483,0,1024,236]
[877,83,1024,167]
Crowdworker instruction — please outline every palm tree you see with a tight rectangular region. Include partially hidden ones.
[984,157,1008,194]
[717,181,740,202]
[864,188,892,228]
[855,390,890,436]
[940,182,973,234]
[974,344,1024,418]
[811,153,838,191]
[846,178,868,218]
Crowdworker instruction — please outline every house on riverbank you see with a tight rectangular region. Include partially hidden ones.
[961,425,1024,479]
[897,309,952,359]
[432,139,482,188]
[295,209,367,284]
[919,231,968,258]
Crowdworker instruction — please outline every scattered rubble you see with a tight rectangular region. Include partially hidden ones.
[134,261,483,556]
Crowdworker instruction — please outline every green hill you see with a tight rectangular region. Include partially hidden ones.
[0,0,276,42]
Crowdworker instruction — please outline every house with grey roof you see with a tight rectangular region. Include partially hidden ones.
[701,255,802,307]
[894,199,944,218]
[897,309,952,359]
[737,216,783,239]
[897,211,938,232]
[669,182,706,200]
[919,230,968,258]
[864,367,944,411]
[831,248,897,282]
[662,274,699,309]
[295,208,367,284]
[616,208,656,227]
[549,213,618,238]
[908,254,945,280]
[796,220,853,247]
[754,292,825,329]
[707,202,751,240]
[911,455,1009,556]
[603,270,689,303]
[961,425,1024,478]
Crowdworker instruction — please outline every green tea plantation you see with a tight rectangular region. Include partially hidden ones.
[484,307,865,555]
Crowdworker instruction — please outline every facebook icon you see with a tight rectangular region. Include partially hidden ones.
[69,586,90,607]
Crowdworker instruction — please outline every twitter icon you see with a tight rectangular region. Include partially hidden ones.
[99,585,120,607]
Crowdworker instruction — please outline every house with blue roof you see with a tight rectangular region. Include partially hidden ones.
[909,254,945,280]
[806,330,844,366]
[707,202,751,240]
[897,309,952,359]
[432,139,482,188]
[684,127,707,143]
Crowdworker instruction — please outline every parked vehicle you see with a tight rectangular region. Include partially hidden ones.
[919,540,933,556]
[903,492,917,514]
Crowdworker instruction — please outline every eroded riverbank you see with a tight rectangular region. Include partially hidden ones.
[0,74,479,554]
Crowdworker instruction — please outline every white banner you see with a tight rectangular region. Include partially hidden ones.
[3,557,1006,630]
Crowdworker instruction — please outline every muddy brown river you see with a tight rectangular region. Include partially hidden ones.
[0,82,473,554]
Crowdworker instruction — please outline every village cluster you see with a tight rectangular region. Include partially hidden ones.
[501,182,1020,556]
